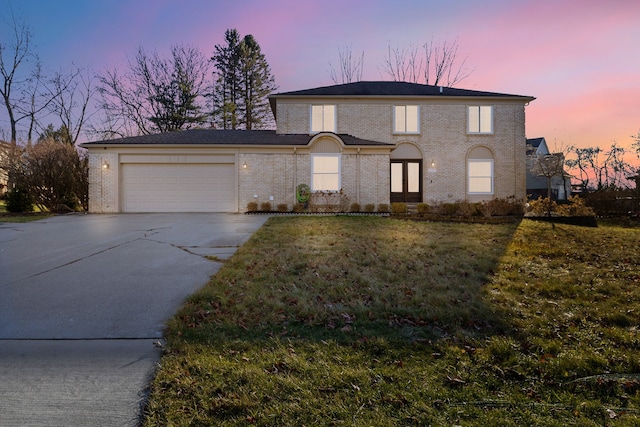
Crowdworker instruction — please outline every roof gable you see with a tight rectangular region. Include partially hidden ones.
[526,137,549,156]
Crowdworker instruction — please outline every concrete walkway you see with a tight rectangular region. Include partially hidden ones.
[0,213,269,426]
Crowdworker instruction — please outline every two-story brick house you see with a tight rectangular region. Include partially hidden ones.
[82,81,535,213]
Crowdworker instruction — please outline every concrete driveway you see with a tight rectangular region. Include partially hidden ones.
[0,213,269,426]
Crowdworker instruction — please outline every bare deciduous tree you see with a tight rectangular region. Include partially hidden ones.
[96,45,211,138]
[566,144,632,191]
[0,13,35,144]
[381,37,471,87]
[329,45,364,84]
[1,14,79,145]
[47,68,95,145]
[632,130,640,168]
[531,153,566,199]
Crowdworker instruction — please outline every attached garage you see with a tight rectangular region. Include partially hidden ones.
[121,163,235,213]
[82,129,393,214]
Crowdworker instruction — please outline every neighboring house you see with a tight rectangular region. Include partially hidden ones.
[81,81,535,213]
[526,137,571,200]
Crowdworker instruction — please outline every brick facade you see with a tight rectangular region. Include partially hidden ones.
[87,152,119,213]
[237,148,390,212]
[276,98,528,204]
[83,82,533,213]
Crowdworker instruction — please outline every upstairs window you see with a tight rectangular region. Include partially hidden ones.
[394,105,419,134]
[311,154,341,192]
[311,105,336,133]
[468,105,493,134]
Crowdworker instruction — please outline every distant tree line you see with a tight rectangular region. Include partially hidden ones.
[95,28,277,138]
[565,141,639,192]
[1,15,277,144]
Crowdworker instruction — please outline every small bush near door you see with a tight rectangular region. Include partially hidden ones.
[391,202,407,214]
[364,204,375,213]
[277,204,288,212]
[350,202,361,213]
[416,203,430,214]
[246,202,258,212]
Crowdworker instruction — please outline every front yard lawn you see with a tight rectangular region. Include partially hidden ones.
[0,200,52,222]
[143,216,640,426]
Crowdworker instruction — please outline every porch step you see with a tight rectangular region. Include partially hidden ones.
[405,203,418,213]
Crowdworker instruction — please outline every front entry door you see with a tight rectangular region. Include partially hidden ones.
[390,160,422,203]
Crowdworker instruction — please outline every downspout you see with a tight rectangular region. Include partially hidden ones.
[293,147,297,207]
[356,147,360,204]
[514,106,518,197]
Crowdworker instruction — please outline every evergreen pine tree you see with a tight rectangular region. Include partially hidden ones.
[211,29,241,129]
[211,29,277,130]
[238,35,278,130]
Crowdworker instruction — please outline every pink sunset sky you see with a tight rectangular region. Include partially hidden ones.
[4,0,640,162]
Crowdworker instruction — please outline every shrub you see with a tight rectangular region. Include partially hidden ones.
[364,203,375,213]
[456,200,481,217]
[277,203,288,212]
[377,203,389,213]
[416,203,430,214]
[441,203,458,216]
[391,202,407,214]
[556,196,595,216]
[293,203,305,213]
[483,197,525,217]
[8,139,88,212]
[260,202,272,212]
[309,190,350,213]
[526,198,557,216]
[246,201,258,212]
[349,202,361,213]
[5,187,34,213]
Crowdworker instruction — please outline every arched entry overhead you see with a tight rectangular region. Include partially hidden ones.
[391,143,423,203]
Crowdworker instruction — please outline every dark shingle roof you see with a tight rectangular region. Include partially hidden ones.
[271,81,535,100]
[81,129,392,147]
[526,137,545,148]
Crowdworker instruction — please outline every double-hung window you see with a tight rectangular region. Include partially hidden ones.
[311,105,336,133]
[394,105,419,134]
[468,159,494,194]
[311,154,341,192]
[467,105,493,134]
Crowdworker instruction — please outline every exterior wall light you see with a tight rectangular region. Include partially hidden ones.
[242,161,247,169]
[102,160,109,170]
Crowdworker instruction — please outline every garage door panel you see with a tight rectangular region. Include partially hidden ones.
[122,164,235,212]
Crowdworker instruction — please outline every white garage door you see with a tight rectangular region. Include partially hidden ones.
[121,163,235,212]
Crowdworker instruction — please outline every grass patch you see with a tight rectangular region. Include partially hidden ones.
[143,217,640,426]
[0,200,52,222]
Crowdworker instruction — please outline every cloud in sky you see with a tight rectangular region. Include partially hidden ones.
[2,0,640,160]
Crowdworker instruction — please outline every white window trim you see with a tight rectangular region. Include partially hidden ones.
[311,153,341,192]
[467,105,494,134]
[467,159,494,195]
[393,105,420,134]
[310,105,336,134]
